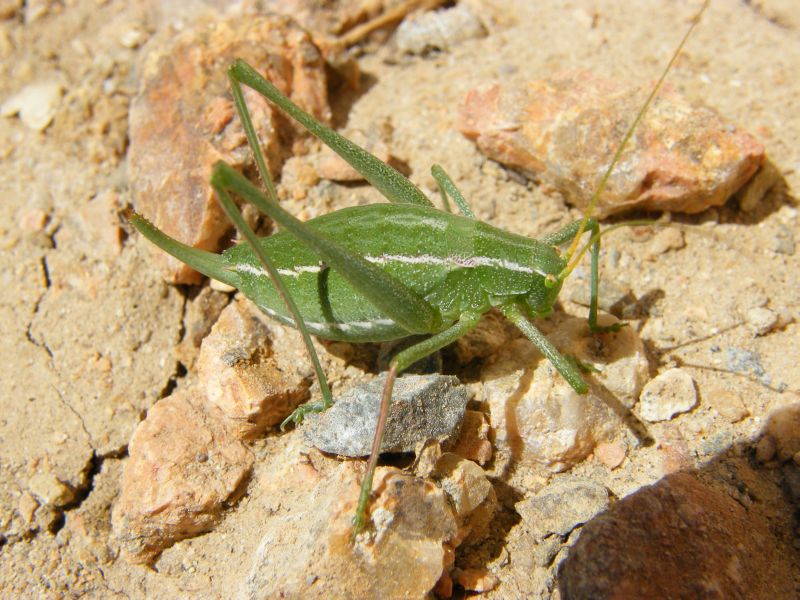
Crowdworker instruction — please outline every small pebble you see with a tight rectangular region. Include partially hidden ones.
[745,307,778,336]
[120,27,147,49]
[28,471,75,507]
[1,79,63,131]
[394,5,486,54]
[638,368,697,422]
[770,224,795,255]
[209,279,236,293]
[452,568,498,593]
[19,208,49,232]
[594,441,626,469]
[0,81,64,131]
[645,228,685,259]
[707,389,749,423]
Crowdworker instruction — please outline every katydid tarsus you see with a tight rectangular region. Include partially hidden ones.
[129,2,708,532]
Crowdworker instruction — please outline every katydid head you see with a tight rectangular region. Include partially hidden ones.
[522,246,568,318]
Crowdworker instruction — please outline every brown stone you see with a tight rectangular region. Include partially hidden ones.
[129,14,330,283]
[458,72,764,216]
[111,389,253,564]
[559,473,795,599]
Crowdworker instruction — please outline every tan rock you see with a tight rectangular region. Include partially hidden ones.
[129,14,330,283]
[196,297,313,438]
[432,453,497,546]
[452,567,499,593]
[760,397,800,462]
[707,388,750,423]
[638,368,697,422]
[458,72,764,216]
[450,409,493,466]
[243,463,459,599]
[112,389,253,564]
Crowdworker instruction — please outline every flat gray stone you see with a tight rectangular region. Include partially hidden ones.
[303,374,469,457]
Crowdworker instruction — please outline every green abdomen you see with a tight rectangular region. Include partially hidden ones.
[223,204,559,342]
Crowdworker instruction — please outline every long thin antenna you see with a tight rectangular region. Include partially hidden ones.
[560,0,710,280]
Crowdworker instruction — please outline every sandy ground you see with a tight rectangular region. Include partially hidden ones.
[1,0,798,598]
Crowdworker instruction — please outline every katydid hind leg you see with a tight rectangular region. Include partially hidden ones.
[211,168,335,422]
[228,60,434,208]
[353,311,483,532]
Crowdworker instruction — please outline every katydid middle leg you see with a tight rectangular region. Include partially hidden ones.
[545,218,623,333]
[353,310,483,532]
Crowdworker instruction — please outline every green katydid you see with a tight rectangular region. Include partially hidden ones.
[129,2,708,532]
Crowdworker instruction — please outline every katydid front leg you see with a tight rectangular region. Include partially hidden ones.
[545,218,624,334]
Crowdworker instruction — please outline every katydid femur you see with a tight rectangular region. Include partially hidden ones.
[129,2,707,532]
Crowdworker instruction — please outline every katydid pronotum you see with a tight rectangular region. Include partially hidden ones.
[129,2,708,532]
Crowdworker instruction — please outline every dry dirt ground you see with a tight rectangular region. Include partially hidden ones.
[1,0,799,598]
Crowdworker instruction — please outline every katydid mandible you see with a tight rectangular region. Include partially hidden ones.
[129,2,708,532]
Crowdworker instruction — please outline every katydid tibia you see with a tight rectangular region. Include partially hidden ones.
[129,2,707,532]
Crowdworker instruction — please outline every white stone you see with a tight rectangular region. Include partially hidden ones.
[1,80,63,131]
[638,368,697,422]
[745,307,778,336]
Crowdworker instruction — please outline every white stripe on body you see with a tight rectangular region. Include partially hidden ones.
[234,253,544,279]
[257,304,396,334]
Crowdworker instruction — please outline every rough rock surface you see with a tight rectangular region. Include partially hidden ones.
[197,296,313,438]
[559,473,795,599]
[129,14,331,283]
[393,4,486,55]
[520,477,610,541]
[458,72,765,216]
[242,456,458,600]
[303,373,469,456]
[111,389,253,564]
[483,313,648,471]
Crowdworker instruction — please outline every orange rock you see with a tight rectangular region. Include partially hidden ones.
[129,14,330,283]
[452,567,499,593]
[196,297,313,438]
[594,441,626,470]
[459,72,764,216]
[111,389,253,564]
